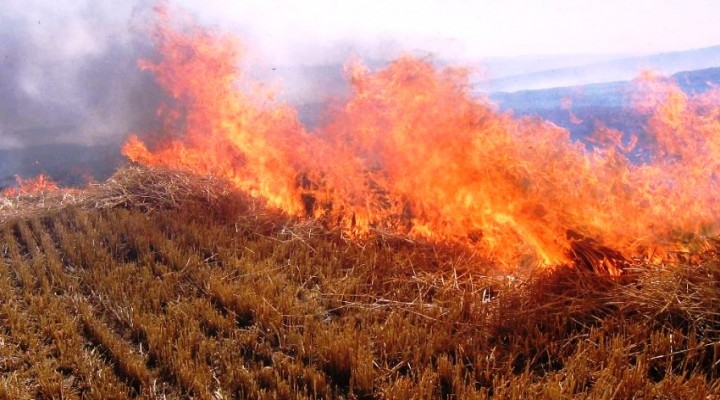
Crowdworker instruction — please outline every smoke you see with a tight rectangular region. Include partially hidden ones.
[0,0,431,152]
[0,0,162,149]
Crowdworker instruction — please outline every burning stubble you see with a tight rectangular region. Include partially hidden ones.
[122,7,720,270]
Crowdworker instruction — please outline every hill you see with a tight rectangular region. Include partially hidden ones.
[477,45,720,93]
[0,167,718,398]
[490,67,720,153]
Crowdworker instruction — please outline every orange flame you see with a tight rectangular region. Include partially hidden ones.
[3,174,59,196]
[123,8,720,269]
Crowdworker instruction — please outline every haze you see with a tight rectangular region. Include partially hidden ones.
[177,0,720,62]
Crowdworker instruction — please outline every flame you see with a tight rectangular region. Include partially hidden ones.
[123,8,720,271]
[3,174,59,196]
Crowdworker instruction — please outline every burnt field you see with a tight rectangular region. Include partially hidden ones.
[0,168,719,399]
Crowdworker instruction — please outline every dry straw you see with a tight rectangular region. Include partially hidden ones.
[1,165,718,398]
[0,165,239,223]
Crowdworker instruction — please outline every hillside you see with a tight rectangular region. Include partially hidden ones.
[490,67,720,155]
[0,167,718,399]
[477,45,720,92]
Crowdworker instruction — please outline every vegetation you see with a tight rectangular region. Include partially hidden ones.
[0,167,719,399]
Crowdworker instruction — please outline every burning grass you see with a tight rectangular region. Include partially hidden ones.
[120,6,720,271]
[2,5,719,398]
[0,165,719,398]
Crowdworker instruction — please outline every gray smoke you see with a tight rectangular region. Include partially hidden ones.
[0,0,162,149]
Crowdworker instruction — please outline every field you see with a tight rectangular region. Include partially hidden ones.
[0,167,719,399]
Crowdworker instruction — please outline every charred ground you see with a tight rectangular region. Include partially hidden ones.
[0,167,719,399]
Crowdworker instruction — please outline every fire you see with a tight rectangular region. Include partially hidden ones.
[123,7,720,271]
[3,174,59,196]
[123,6,308,214]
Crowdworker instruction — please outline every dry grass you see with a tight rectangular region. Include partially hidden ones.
[0,166,251,223]
[0,166,718,398]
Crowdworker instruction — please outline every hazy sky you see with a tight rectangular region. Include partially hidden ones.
[177,0,720,62]
[1,0,719,148]
[4,0,720,65]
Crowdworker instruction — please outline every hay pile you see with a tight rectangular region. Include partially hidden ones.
[0,166,242,223]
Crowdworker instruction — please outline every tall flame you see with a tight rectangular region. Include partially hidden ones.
[123,8,720,270]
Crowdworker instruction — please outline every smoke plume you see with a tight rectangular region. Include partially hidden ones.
[0,0,165,150]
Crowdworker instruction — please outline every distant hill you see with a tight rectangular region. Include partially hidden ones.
[489,67,720,160]
[477,45,720,93]
[491,66,720,115]
[474,53,627,81]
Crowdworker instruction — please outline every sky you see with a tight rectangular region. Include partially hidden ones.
[1,0,720,148]
[176,0,720,62]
